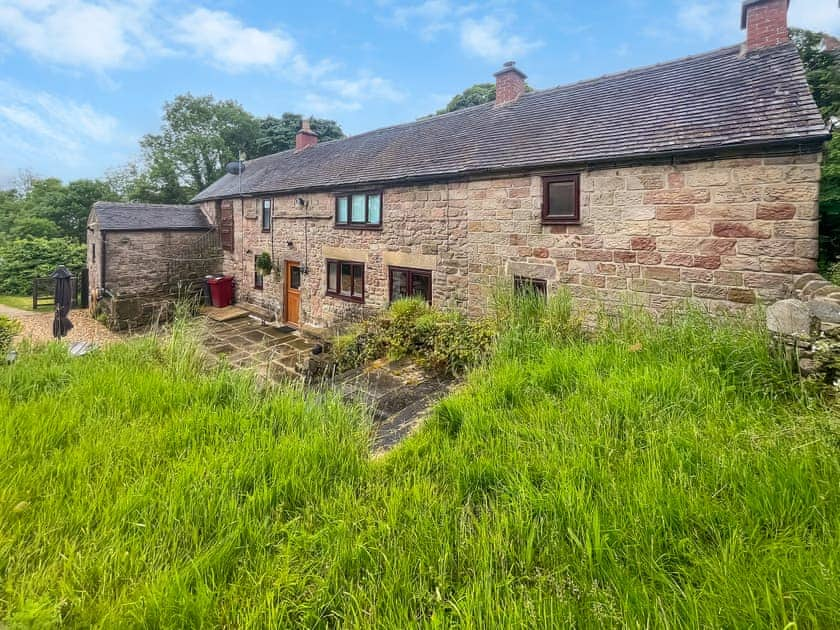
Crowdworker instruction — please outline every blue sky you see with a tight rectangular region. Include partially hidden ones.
[0,0,837,186]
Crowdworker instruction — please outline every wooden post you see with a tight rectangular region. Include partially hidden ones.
[32,277,37,310]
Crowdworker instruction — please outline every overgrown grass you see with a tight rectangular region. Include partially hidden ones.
[1,295,839,627]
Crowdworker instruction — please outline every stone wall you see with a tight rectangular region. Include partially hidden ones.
[466,153,821,316]
[90,229,221,329]
[200,184,470,331]
[767,273,840,388]
[200,150,823,331]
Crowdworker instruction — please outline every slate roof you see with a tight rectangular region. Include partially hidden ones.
[193,42,828,202]
[90,202,211,231]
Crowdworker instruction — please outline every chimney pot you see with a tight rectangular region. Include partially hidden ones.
[295,117,318,151]
[741,0,789,52]
[494,61,527,106]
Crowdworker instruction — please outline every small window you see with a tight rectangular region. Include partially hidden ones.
[326,260,364,302]
[514,276,547,299]
[92,243,96,263]
[289,265,301,290]
[261,199,272,232]
[254,256,264,290]
[389,267,432,305]
[542,174,580,224]
[336,197,349,223]
[335,192,382,228]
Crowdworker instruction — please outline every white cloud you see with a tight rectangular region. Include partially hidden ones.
[386,0,477,40]
[0,0,161,71]
[789,0,840,34]
[322,75,406,103]
[172,8,296,72]
[0,80,124,167]
[460,16,542,61]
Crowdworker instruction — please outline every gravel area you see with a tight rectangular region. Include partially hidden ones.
[0,304,123,346]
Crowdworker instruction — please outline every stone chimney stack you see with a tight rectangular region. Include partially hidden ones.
[494,61,527,106]
[741,0,789,52]
[295,118,318,151]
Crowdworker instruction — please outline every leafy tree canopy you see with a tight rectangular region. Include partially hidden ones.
[434,82,534,115]
[256,113,345,155]
[791,28,840,266]
[139,94,261,201]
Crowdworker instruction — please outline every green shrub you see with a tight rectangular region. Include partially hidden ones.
[332,298,495,375]
[0,315,22,355]
[0,237,86,295]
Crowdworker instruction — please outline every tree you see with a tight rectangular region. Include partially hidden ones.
[791,28,840,269]
[432,82,534,116]
[140,94,261,200]
[255,113,345,156]
[22,178,117,242]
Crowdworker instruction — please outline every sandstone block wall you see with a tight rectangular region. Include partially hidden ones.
[201,184,470,330]
[466,153,822,316]
[201,151,822,330]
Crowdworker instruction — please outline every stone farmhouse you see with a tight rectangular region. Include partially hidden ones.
[93,0,833,333]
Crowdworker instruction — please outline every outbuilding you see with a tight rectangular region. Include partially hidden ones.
[86,202,220,329]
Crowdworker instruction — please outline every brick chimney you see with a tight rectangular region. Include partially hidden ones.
[741,0,789,52]
[295,118,318,151]
[494,61,526,106]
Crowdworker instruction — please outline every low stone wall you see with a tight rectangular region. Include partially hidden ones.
[766,273,840,388]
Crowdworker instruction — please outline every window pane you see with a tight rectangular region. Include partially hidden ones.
[340,263,352,295]
[351,194,366,222]
[548,181,575,217]
[367,194,381,224]
[352,264,364,298]
[336,197,348,223]
[290,266,301,290]
[411,272,432,304]
[327,262,337,292]
[514,276,547,298]
[390,270,409,302]
[262,200,271,230]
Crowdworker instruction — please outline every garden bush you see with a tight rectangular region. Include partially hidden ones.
[0,237,86,295]
[333,298,495,375]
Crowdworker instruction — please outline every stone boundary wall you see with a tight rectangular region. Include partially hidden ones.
[767,273,840,388]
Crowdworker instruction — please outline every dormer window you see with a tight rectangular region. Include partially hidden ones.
[335,192,382,228]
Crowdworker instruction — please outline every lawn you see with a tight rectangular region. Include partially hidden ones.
[1,298,838,627]
[0,295,34,311]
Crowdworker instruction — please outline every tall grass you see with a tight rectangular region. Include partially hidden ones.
[1,293,838,627]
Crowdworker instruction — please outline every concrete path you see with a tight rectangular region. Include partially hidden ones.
[335,358,455,454]
[201,313,453,454]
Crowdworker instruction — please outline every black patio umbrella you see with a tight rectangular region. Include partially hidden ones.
[51,266,74,339]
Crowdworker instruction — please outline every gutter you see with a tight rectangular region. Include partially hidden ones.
[190,135,831,203]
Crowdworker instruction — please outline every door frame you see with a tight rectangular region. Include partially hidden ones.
[283,259,302,326]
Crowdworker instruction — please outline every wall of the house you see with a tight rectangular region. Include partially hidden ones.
[200,150,822,331]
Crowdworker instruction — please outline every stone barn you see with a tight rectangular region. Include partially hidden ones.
[86,202,221,329]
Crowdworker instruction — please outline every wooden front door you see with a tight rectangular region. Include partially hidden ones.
[285,261,301,326]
